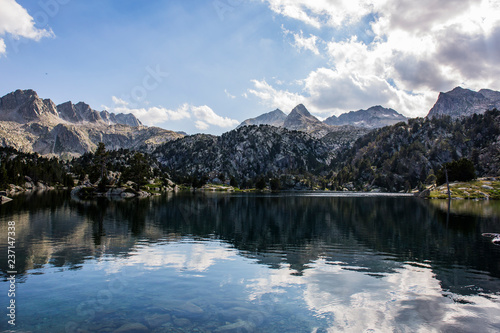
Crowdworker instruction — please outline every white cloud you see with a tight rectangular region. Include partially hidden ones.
[195,120,209,130]
[111,96,129,106]
[110,101,191,126]
[0,0,54,54]
[109,97,239,130]
[283,26,321,55]
[263,0,377,28]
[191,105,240,128]
[224,89,236,99]
[248,79,305,112]
[256,0,500,118]
[248,69,437,117]
[304,67,396,112]
[0,39,5,54]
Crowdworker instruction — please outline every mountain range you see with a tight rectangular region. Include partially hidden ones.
[1,86,499,161]
[323,106,407,128]
[237,104,408,136]
[1,86,499,192]
[0,89,183,157]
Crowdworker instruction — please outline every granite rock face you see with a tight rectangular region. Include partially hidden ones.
[283,104,332,136]
[155,124,334,180]
[237,109,287,128]
[0,90,182,156]
[0,89,59,123]
[238,104,405,138]
[427,87,500,118]
[324,105,407,128]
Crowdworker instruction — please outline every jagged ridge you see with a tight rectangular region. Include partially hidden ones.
[427,87,500,118]
[324,106,407,128]
[0,89,183,156]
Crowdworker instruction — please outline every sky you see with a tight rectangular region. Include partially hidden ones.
[0,0,499,135]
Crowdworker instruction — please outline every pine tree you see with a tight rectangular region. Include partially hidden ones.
[90,142,108,183]
[256,177,266,190]
[0,162,7,190]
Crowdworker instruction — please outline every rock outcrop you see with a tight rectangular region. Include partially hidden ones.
[237,109,287,128]
[427,87,500,118]
[324,105,407,128]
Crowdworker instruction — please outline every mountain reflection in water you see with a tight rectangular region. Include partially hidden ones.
[0,191,499,332]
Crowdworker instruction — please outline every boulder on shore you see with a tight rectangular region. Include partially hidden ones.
[0,195,13,203]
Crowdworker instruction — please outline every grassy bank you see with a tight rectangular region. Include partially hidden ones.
[429,178,500,200]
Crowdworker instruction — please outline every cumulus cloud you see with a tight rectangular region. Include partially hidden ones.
[283,26,321,55]
[111,96,129,106]
[263,0,376,28]
[191,105,240,128]
[112,103,191,127]
[256,0,500,118]
[248,79,306,112]
[0,0,54,54]
[108,97,238,130]
[304,67,395,112]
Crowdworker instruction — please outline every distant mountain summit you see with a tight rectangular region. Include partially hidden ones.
[239,104,334,137]
[0,89,182,156]
[57,101,142,126]
[324,106,407,128]
[0,89,142,126]
[283,104,329,132]
[237,109,287,128]
[427,87,500,118]
[0,89,59,123]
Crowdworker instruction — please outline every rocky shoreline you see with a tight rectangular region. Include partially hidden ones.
[2,177,500,202]
[428,177,500,200]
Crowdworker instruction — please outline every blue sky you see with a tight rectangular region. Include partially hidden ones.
[1,0,499,134]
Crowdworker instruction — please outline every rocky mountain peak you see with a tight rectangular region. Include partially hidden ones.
[56,100,142,126]
[289,104,313,117]
[284,104,322,127]
[0,89,176,156]
[0,89,58,123]
[478,89,500,101]
[237,108,286,128]
[427,87,500,118]
[283,104,332,137]
[324,105,406,128]
[0,89,38,109]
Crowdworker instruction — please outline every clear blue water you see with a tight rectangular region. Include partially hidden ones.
[1,191,500,332]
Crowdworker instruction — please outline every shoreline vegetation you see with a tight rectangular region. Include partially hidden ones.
[0,139,498,201]
[2,177,499,201]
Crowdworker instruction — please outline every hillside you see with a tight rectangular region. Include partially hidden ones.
[154,125,333,184]
[333,110,500,192]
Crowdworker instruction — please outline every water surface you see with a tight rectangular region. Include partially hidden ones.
[1,191,499,332]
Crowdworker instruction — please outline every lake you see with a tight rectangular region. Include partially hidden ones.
[1,191,500,332]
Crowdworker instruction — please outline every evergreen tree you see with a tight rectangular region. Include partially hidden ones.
[255,177,266,190]
[123,152,152,189]
[270,178,281,191]
[0,162,7,190]
[90,142,108,183]
[436,158,476,185]
[98,174,108,192]
[229,176,238,188]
